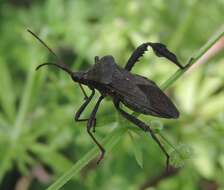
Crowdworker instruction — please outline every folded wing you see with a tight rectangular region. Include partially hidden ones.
[110,68,179,118]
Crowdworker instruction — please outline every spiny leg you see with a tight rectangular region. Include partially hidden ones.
[125,43,149,71]
[114,100,170,171]
[125,42,185,71]
[87,96,105,164]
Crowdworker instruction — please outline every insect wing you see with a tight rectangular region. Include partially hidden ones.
[110,70,179,118]
[137,84,179,118]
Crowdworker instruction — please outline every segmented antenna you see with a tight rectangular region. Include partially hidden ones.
[27,29,72,72]
[28,29,88,97]
[27,29,59,60]
[36,62,73,75]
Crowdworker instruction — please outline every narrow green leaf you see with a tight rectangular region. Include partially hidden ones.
[128,131,143,168]
[0,59,15,121]
[31,144,73,174]
[0,148,13,182]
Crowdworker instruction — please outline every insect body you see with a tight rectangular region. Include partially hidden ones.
[84,56,179,118]
[29,30,187,169]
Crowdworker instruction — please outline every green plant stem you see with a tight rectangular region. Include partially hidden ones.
[46,27,224,190]
[47,127,126,190]
[161,26,224,91]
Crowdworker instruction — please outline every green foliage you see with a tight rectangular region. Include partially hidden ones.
[170,143,193,168]
[0,0,224,189]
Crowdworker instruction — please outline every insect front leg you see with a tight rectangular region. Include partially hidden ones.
[75,89,95,122]
[114,100,170,171]
[79,83,88,100]
[87,95,105,164]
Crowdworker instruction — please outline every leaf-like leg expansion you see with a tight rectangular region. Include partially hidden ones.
[114,100,170,171]
[87,96,105,164]
[125,42,184,71]
[125,43,150,71]
[75,89,95,122]
[147,42,184,69]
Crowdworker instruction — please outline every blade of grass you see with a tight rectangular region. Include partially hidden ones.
[46,27,224,190]
[0,60,16,122]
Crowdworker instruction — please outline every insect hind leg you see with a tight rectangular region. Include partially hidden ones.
[125,42,187,71]
[114,100,170,171]
[125,43,149,71]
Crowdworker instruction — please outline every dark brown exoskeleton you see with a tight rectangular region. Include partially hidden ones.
[28,29,190,170]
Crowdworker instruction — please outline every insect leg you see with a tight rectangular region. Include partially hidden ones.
[125,43,149,71]
[183,57,194,69]
[87,95,105,164]
[125,42,184,71]
[75,89,95,122]
[79,83,88,100]
[147,42,184,69]
[114,100,170,171]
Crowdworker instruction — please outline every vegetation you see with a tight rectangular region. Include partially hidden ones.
[0,0,224,189]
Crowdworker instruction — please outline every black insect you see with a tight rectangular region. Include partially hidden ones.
[28,29,188,170]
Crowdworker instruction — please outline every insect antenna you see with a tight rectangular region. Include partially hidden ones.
[27,29,59,60]
[36,62,73,75]
[28,30,73,73]
[27,29,72,74]
[28,29,88,96]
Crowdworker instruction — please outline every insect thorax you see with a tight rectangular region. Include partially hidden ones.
[85,55,117,84]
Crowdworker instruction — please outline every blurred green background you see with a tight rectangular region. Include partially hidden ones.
[0,0,224,189]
